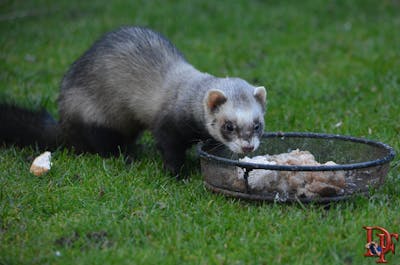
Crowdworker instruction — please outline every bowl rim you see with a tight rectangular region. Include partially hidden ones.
[197,132,396,171]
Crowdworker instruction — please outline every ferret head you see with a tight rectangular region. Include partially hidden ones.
[203,78,267,154]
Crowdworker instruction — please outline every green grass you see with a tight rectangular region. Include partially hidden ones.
[1,0,399,264]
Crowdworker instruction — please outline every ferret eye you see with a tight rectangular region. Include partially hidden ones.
[254,122,261,131]
[224,121,235,132]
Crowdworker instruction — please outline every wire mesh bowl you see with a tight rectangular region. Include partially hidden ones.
[198,132,396,203]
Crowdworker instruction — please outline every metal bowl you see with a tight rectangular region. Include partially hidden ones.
[197,132,396,203]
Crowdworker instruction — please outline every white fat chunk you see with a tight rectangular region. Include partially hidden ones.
[30,151,52,176]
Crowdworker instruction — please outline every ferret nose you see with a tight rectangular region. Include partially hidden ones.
[242,145,254,153]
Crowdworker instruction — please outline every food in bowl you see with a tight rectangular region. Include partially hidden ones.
[237,149,346,198]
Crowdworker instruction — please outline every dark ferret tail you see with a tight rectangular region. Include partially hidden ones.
[0,104,62,150]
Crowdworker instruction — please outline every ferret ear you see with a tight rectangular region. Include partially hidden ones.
[253,86,267,106]
[205,89,227,112]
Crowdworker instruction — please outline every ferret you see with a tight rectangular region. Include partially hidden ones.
[0,26,267,176]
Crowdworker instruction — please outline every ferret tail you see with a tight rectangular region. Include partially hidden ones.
[0,103,62,150]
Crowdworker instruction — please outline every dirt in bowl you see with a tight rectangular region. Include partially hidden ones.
[237,149,346,198]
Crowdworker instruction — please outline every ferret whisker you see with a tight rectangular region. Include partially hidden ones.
[204,142,225,153]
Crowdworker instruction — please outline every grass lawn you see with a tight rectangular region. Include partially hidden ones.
[1,0,399,264]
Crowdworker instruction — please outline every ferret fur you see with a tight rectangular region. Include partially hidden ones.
[0,26,267,176]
